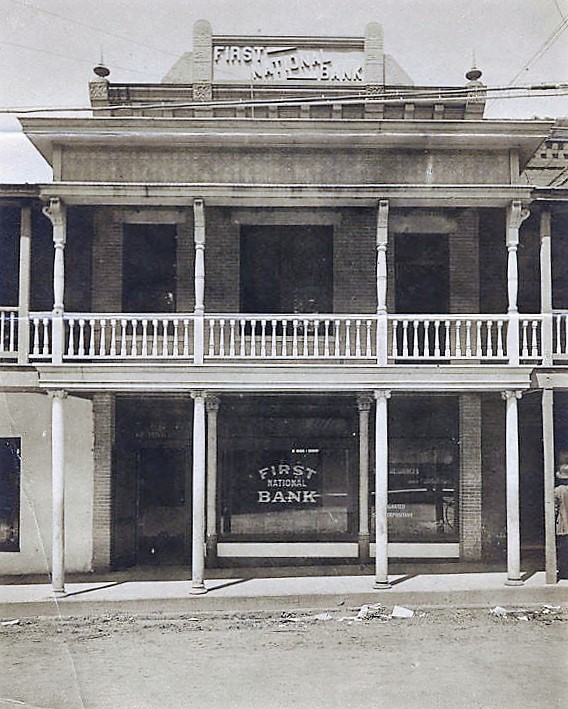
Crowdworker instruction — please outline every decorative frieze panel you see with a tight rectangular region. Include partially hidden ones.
[60,147,512,185]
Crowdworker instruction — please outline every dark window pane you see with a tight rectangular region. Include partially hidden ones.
[0,438,20,552]
[123,224,177,312]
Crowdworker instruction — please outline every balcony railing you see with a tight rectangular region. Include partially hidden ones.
[0,307,18,358]
[0,311,550,366]
[29,314,195,361]
[553,311,568,359]
[205,315,375,359]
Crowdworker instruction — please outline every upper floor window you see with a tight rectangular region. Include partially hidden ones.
[395,233,449,313]
[122,224,177,313]
[240,225,333,314]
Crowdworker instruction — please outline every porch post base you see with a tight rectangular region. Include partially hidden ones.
[373,579,392,590]
[206,534,218,568]
[504,578,524,587]
[358,534,371,563]
[190,583,208,595]
[51,588,67,598]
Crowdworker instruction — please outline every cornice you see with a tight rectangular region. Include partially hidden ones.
[36,181,534,208]
[34,363,534,393]
[20,116,552,166]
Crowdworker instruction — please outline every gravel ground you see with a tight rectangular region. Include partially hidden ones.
[0,605,567,709]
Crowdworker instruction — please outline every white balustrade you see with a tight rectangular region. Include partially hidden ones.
[553,311,568,358]
[388,315,513,361]
[204,315,376,360]
[23,312,547,364]
[30,313,51,359]
[0,307,18,357]
[61,314,195,360]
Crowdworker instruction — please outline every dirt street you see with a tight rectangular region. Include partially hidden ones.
[0,606,566,709]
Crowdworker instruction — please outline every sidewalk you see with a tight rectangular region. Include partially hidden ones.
[1,570,567,617]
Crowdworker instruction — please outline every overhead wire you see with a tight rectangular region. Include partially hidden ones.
[6,0,182,58]
[1,82,567,115]
[0,40,164,78]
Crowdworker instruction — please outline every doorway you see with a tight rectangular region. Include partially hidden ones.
[122,223,177,313]
[112,398,191,568]
[395,233,449,313]
[240,225,333,314]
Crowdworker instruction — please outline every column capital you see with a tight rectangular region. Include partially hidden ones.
[356,393,373,411]
[193,198,205,243]
[507,200,530,247]
[376,199,389,248]
[48,390,68,400]
[501,390,522,401]
[191,390,207,400]
[42,198,67,241]
[374,389,391,401]
[206,394,220,413]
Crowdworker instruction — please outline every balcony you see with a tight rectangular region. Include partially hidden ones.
[0,310,562,367]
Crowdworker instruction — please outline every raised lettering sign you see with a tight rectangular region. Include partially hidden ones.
[213,45,364,83]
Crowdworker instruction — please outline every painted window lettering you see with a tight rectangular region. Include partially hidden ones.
[257,490,320,504]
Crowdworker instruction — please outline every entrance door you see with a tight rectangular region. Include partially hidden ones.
[240,225,333,314]
[112,398,191,568]
[136,444,189,564]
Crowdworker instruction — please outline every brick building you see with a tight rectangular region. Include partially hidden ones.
[0,21,567,593]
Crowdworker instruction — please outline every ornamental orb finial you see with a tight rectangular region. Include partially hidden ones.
[93,63,110,79]
[466,66,482,82]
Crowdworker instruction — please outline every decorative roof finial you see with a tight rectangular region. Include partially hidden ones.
[93,47,110,80]
[466,66,482,82]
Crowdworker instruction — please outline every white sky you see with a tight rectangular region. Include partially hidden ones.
[0,0,567,183]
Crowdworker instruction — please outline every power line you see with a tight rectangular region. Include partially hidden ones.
[508,16,568,87]
[7,0,182,59]
[0,40,164,78]
[2,83,567,115]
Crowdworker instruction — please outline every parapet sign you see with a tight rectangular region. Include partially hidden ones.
[213,45,364,83]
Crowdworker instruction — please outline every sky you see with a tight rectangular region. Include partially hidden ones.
[0,0,567,183]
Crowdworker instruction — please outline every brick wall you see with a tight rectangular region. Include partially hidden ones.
[92,393,115,570]
[176,214,194,311]
[481,394,507,558]
[450,209,480,313]
[92,209,123,311]
[459,394,482,559]
[333,208,376,313]
[206,207,240,311]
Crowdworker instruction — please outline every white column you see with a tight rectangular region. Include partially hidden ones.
[191,391,207,594]
[376,199,389,365]
[50,389,67,596]
[193,199,205,365]
[42,198,67,365]
[206,395,220,565]
[506,201,529,366]
[502,390,523,585]
[374,389,391,589]
[357,394,372,561]
[542,388,557,584]
[540,210,553,366]
[17,205,32,364]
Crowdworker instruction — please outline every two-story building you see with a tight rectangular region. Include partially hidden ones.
[1,21,566,594]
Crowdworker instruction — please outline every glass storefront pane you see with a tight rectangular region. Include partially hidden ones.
[0,438,20,552]
[371,397,459,543]
[219,397,357,540]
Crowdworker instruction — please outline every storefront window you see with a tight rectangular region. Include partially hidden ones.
[371,397,459,542]
[0,438,20,552]
[219,397,357,540]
